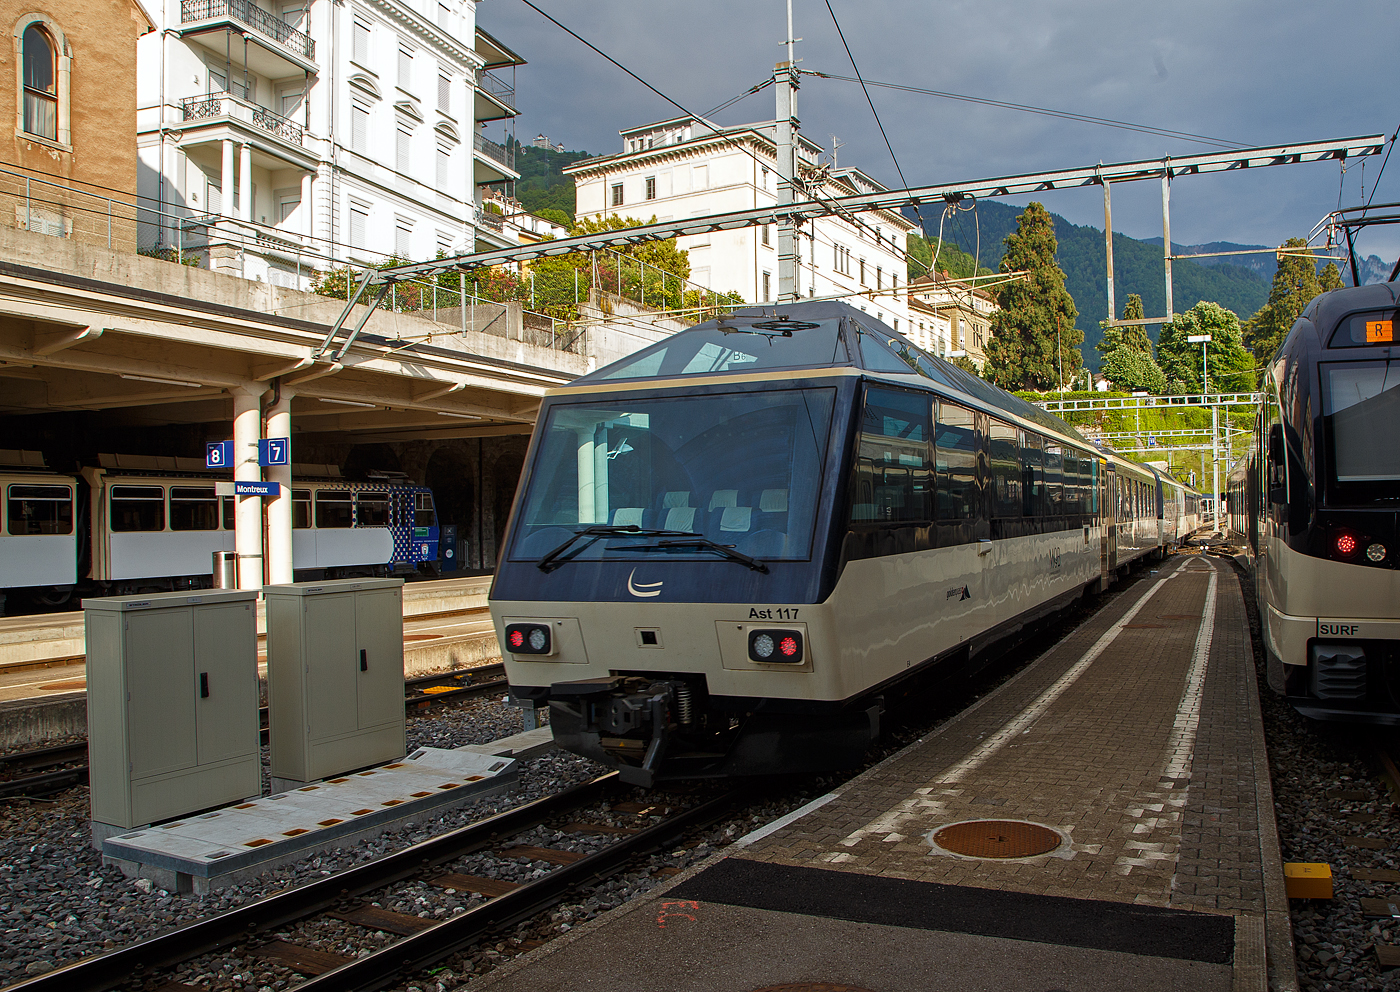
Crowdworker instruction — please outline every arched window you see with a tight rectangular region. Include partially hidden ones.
[21,24,56,140]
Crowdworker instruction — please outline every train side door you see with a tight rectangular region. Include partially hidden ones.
[1102,462,1116,584]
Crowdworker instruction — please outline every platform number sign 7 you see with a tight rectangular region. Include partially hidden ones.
[258,438,289,467]
[206,440,233,469]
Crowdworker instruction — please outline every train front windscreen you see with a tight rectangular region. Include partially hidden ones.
[509,387,837,565]
[1322,359,1400,501]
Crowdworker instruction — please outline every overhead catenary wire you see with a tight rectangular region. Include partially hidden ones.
[513,0,929,287]
[800,70,1245,150]
[822,0,933,280]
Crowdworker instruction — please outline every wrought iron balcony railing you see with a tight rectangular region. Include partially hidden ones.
[477,70,515,111]
[180,0,315,61]
[181,93,305,146]
[473,132,515,171]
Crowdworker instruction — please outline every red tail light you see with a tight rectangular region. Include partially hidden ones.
[1336,532,1359,558]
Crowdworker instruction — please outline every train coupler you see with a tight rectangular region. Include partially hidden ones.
[548,676,685,788]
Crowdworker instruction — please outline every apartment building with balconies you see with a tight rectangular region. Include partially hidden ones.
[136,0,522,288]
[564,116,914,330]
[907,269,998,370]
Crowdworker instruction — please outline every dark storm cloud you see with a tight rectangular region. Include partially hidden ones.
[480,0,1400,256]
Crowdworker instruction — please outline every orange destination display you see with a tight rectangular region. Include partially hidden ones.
[1366,319,1394,343]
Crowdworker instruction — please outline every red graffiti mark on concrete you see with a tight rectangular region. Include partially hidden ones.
[656,900,700,928]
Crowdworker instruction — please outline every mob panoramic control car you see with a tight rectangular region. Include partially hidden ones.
[491,301,1199,783]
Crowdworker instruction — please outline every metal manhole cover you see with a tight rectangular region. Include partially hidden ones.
[750,986,877,992]
[932,819,1063,859]
[1121,623,1165,629]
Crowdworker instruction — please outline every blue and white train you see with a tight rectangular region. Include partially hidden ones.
[0,451,438,612]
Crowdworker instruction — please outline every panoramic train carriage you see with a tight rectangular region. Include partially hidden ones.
[0,450,439,611]
[1234,280,1400,722]
[490,302,1181,784]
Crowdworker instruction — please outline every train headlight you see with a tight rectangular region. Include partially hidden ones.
[505,623,553,655]
[1335,531,1360,558]
[748,628,803,664]
[1368,542,1388,563]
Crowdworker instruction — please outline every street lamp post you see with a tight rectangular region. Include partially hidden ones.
[1186,333,1218,533]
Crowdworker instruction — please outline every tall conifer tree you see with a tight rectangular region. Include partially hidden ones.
[983,202,1082,390]
[1243,238,1322,363]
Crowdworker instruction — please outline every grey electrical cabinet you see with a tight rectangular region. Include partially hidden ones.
[85,589,261,836]
[264,578,405,787]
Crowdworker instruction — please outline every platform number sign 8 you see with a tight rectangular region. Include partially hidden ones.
[206,440,233,469]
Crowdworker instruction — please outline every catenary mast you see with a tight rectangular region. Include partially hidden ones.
[776,0,800,302]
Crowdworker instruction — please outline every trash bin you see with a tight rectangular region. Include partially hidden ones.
[212,551,239,589]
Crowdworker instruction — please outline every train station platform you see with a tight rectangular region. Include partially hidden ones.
[0,575,500,745]
[472,554,1296,992]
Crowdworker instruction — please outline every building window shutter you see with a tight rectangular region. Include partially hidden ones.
[353,19,370,63]
[611,183,623,207]
[398,46,413,90]
[351,102,369,152]
[438,74,451,112]
[350,203,368,249]
[395,219,412,259]
[397,125,412,174]
[436,141,450,190]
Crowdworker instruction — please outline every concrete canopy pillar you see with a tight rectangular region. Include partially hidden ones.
[239,143,253,222]
[232,384,266,589]
[220,139,235,219]
[266,386,295,585]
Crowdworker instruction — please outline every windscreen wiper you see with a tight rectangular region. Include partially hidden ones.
[613,537,769,573]
[536,525,699,572]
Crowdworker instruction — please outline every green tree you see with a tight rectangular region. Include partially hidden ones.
[1242,238,1322,363]
[1100,345,1167,393]
[1319,260,1344,293]
[1096,293,1154,356]
[906,232,932,280]
[537,208,573,230]
[1157,301,1254,394]
[982,202,1082,390]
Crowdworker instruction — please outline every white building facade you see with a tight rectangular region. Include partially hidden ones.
[907,271,997,369]
[136,0,523,288]
[564,117,914,331]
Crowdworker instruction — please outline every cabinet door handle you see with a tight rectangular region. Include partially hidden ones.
[360,649,368,672]
[200,672,209,698]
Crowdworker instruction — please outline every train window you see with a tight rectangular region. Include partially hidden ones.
[513,387,836,561]
[110,485,165,532]
[1329,311,1397,348]
[988,420,1021,517]
[599,318,846,380]
[6,484,72,535]
[357,492,390,527]
[1322,361,1400,486]
[315,490,354,528]
[856,326,919,374]
[414,492,435,528]
[221,496,235,529]
[170,486,219,531]
[292,490,311,529]
[934,401,977,521]
[1022,434,1044,517]
[853,387,932,523]
[1043,444,1063,517]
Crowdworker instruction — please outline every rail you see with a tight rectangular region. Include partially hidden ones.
[477,69,516,111]
[180,92,305,146]
[473,131,515,171]
[1038,392,1262,413]
[180,0,315,60]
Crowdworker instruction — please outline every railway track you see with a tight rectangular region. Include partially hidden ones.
[5,772,740,992]
[0,664,507,801]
